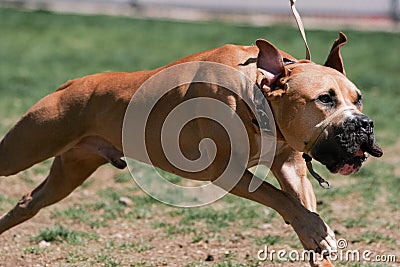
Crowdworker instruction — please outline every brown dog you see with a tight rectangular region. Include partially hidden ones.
[0,32,382,266]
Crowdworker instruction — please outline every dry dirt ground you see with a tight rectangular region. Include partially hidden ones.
[0,142,399,267]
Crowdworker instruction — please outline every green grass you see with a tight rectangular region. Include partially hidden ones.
[65,251,89,263]
[253,234,281,246]
[23,245,50,255]
[52,187,157,228]
[117,241,154,252]
[94,253,121,267]
[31,224,99,245]
[0,7,399,267]
[352,231,395,245]
[114,172,132,183]
[0,7,399,139]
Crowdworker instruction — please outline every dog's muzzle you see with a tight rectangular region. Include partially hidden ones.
[308,108,383,175]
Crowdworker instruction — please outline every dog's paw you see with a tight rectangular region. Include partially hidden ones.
[290,211,337,256]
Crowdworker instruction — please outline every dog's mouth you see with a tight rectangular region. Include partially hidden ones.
[331,142,382,175]
[311,114,383,176]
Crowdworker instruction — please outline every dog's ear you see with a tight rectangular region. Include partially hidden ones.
[324,32,348,75]
[256,39,285,97]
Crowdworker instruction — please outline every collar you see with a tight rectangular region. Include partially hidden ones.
[251,86,273,134]
[251,58,295,134]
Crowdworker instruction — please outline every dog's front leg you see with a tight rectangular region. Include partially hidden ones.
[271,145,336,267]
[271,144,317,212]
[213,169,336,259]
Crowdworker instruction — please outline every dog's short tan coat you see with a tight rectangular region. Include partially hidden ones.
[0,33,380,267]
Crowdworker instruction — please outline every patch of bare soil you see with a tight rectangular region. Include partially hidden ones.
[0,148,399,266]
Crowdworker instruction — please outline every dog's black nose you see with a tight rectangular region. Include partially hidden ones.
[360,116,373,130]
[355,114,373,134]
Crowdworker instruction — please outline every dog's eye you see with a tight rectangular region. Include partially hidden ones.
[317,94,333,104]
[355,94,362,108]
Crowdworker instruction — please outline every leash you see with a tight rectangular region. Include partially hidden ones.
[289,0,330,187]
[289,1,355,188]
[302,153,330,189]
[302,106,356,189]
[290,0,311,60]
[255,1,348,188]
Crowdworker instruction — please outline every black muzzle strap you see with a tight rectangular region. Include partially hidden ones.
[303,153,331,189]
[302,106,357,189]
[303,106,356,154]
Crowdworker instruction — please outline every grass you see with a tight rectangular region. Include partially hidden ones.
[352,231,395,245]
[0,7,399,267]
[253,235,282,246]
[0,8,399,136]
[52,187,157,227]
[30,224,99,245]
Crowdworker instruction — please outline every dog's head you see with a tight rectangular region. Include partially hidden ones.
[256,32,383,175]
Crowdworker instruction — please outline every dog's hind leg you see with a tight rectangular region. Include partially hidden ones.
[0,89,90,177]
[0,147,107,234]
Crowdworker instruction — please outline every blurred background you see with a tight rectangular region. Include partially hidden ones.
[1,0,400,31]
[0,1,399,266]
